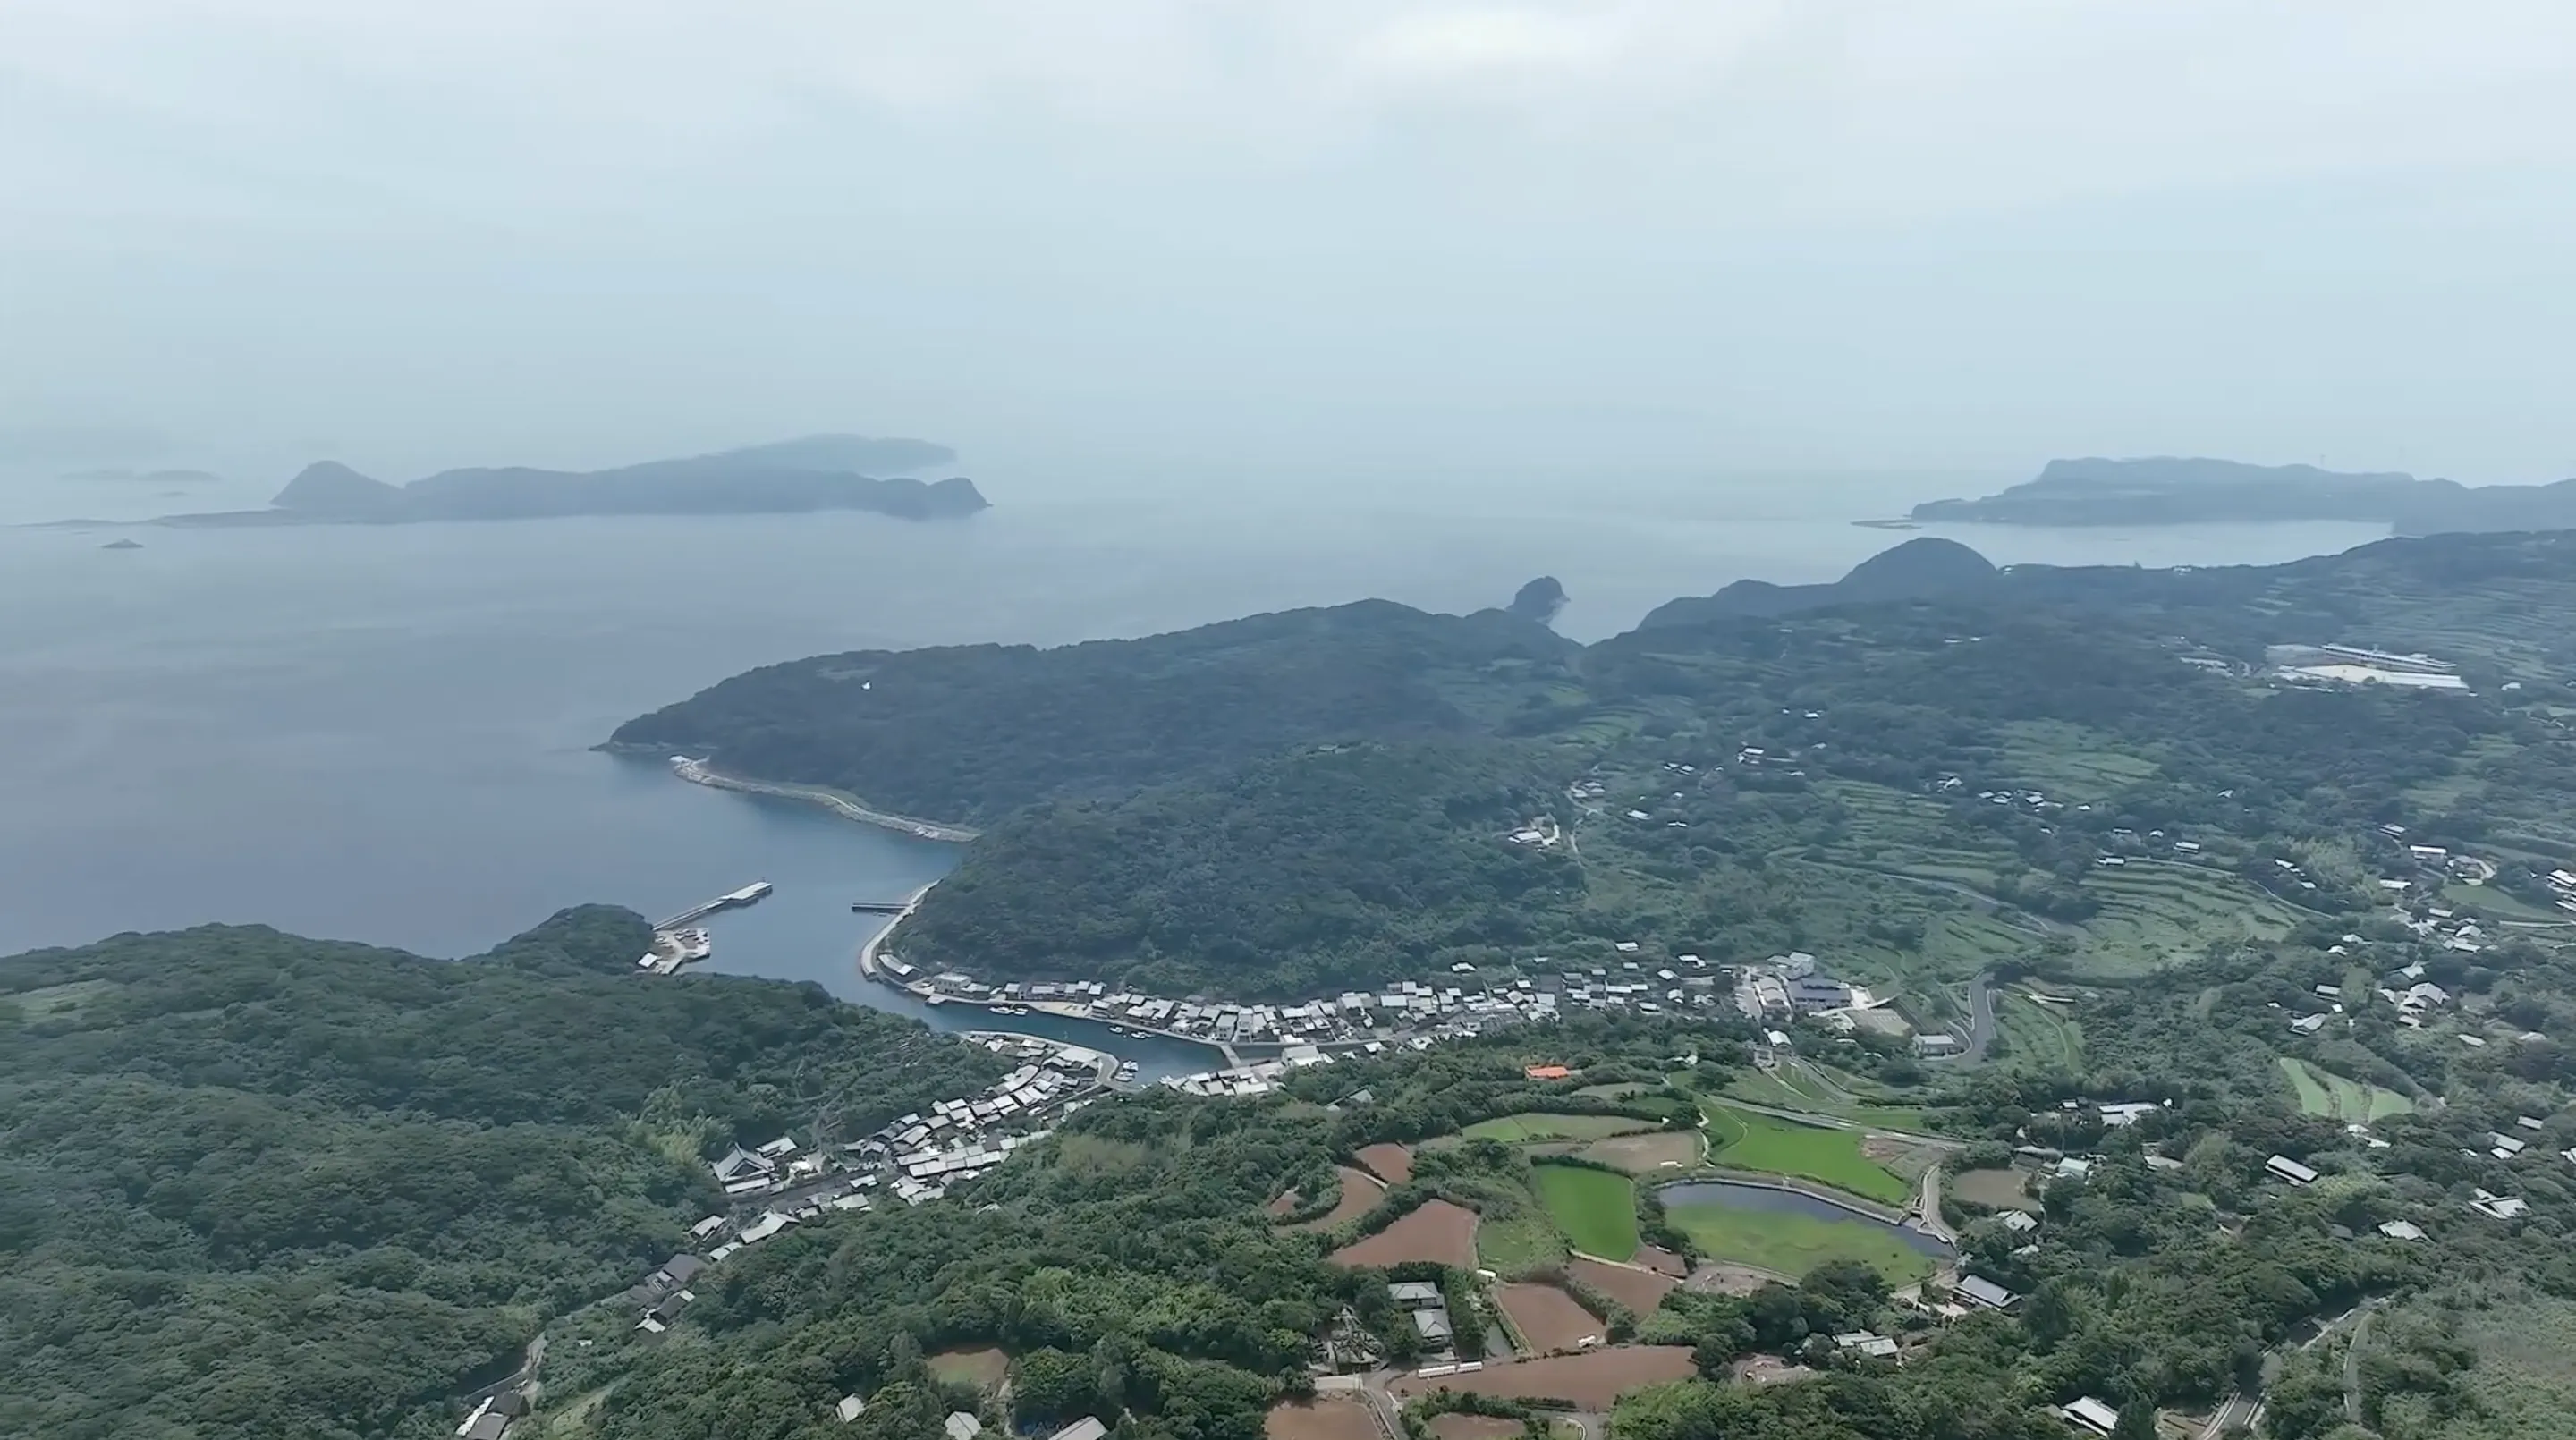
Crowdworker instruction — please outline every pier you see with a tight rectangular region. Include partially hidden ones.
[849,900,910,914]
[657,879,773,931]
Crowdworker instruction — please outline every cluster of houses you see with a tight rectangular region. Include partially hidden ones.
[453,1390,530,1440]
[2267,643,2470,693]
[2540,865,2576,917]
[1388,1281,1461,1358]
[828,1395,987,1438]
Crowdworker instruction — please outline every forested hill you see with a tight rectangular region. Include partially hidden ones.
[611,600,1580,826]
[0,911,1003,1440]
[618,529,2576,830]
[897,741,1587,999]
[643,528,2576,998]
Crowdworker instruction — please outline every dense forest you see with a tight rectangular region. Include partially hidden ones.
[0,911,1002,1440]
[897,741,1585,997]
[610,601,1580,825]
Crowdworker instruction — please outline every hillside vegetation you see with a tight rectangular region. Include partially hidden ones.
[0,910,1001,1440]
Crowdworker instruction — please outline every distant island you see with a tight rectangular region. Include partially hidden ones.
[84,435,984,529]
[1908,455,2576,536]
[100,538,143,550]
[63,466,224,486]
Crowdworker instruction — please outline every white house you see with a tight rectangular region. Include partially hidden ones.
[2265,1155,2319,1187]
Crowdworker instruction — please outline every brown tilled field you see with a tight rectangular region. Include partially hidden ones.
[1288,1166,1385,1232]
[1427,1416,1522,1440]
[1578,1131,1701,1173]
[1357,1143,1416,1184]
[1568,1257,1677,1312]
[1328,1199,1479,1268]
[1949,1167,2038,1211]
[1498,1283,1607,1352]
[1266,1397,1382,1440]
[1391,1347,1697,1408]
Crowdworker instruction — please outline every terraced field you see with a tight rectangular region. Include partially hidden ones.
[1994,993,2084,1072]
[1722,1066,1934,1132]
[2074,860,2305,975]
[1992,720,2163,802]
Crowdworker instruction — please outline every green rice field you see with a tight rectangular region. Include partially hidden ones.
[1699,1103,1911,1205]
[1532,1163,1640,1260]
[1665,1201,1937,1283]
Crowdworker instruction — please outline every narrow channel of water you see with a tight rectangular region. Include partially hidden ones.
[1657,1179,1956,1259]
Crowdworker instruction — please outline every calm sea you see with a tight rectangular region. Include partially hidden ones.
[0,468,2386,1073]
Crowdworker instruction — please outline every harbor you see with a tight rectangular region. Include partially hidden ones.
[637,880,772,974]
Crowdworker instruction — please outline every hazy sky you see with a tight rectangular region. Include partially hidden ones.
[6,1,2574,483]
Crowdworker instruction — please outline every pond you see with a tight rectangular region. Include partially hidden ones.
[1657,1179,1956,1260]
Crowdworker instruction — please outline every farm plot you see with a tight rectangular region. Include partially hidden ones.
[1699,1105,1911,1205]
[1428,1418,1521,1440]
[1577,1131,1701,1174]
[1357,1143,1417,1184]
[2074,862,2302,976]
[1329,1199,1479,1269]
[1267,1398,1382,1440]
[1996,994,2084,1072]
[1722,1067,1931,1133]
[2278,1056,2415,1122]
[1532,1164,1639,1260]
[1464,1114,1653,1143]
[1390,1349,1698,1409]
[928,1348,1009,1388]
[1664,1202,1937,1284]
[1567,1257,1675,1313]
[1947,1168,2038,1212]
[1497,1283,1608,1353]
[1288,1166,1385,1232]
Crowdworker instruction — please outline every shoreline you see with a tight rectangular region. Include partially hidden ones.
[853,885,1233,1058]
[661,755,983,843]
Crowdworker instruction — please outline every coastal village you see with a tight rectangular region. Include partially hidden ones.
[442,637,2576,1440]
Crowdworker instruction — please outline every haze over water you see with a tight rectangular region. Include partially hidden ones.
[0,464,2383,1065]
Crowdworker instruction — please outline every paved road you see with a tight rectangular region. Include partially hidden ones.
[1955,972,1998,1063]
[1911,1165,1956,1244]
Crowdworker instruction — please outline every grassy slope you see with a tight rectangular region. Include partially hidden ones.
[1463,1114,1656,1143]
[2278,1055,2413,1122]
